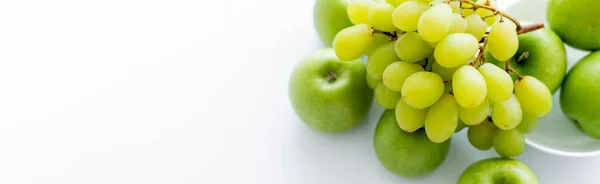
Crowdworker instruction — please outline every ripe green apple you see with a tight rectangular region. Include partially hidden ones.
[289,48,373,133]
[458,157,539,184]
[374,110,450,177]
[485,27,566,93]
[313,0,353,46]
[547,0,600,51]
[561,51,600,139]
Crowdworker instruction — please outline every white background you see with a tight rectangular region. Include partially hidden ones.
[0,0,599,183]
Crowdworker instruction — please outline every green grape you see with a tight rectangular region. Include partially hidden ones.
[428,0,443,5]
[386,0,409,7]
[478,63,513,102]
[383,62,424,91]
[427,41,437,49]
[475,0,498,26]
[333,24,374,61]
[391,0,429,32]
[493,129,525,158]
[491,94,523,130]
[367,72,382,89]
[514,76,552,117]
[465,14,487,41]
[459,99,489,125]
[488,21,519,61]
[365,33,391,56]
[462,2,475,16]
[434,33,479,68]
[431,61,459,81]
[368,3,397,32]
[396,98,428,132]
[449,1,461,13]
[467,120,496,150]
[448,13,468,34]
[417,3,452,42]
[375,82,402,109]
[367,42,399,80]
[517,110,539,134]
[453,65,487,108]
[401,71,445,109]
[456,120,468,132]
[395,32,434,63]
[424,94,459,143]
[347,0,373,25]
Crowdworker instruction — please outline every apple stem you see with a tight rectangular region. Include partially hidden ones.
[517,52,529,62]
[327,72,337,82]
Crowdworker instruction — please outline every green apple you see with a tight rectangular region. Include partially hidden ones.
[547,0,600,51]
[561,51,600,139]
[289,48,373,133]
[458,157,539,184]
[374,110,450,177]
[485,27,566,93]
[314,0,353,46]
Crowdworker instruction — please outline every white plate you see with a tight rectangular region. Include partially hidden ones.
[504,0,600,157]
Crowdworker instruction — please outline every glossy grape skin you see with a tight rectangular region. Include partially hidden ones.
[431,61,459,81]
[468,120,496,150]
[382,62,424,91]
[367,42,399,80]
[465,14,487,41]
[396,98,428,132]
[375,82,402,109]
[514,76,553,117]
[424,94,459,143]
[395,32,434,63]
[448,13,468,34]
[453,65,488,108]
[491,94,523,130]
[475,0,499,26]
[488,21,519,62]
[493,129,525,158]
[367,73,381,89]
[369,3,397,32]
[417,3,452,42]
[459,99,490,126]
[434,33,479,68]
[333,24,373,61]
[401,71,445,109]
[517,110,539,134]
[347,0,373,25]
[392,0,429,32]
[478,63,513,102]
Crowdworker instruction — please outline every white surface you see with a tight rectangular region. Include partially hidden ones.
[0,0,599,183]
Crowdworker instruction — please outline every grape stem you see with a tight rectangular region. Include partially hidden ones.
[455,0,522,30]
[505,61,525,80]
[444,80,452,84]
[517,23,545,34]
[371,29,398,40]
[481,11,499,20]
[471,37,488,67]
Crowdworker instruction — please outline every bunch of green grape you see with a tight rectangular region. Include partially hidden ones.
[333,0,553,158]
